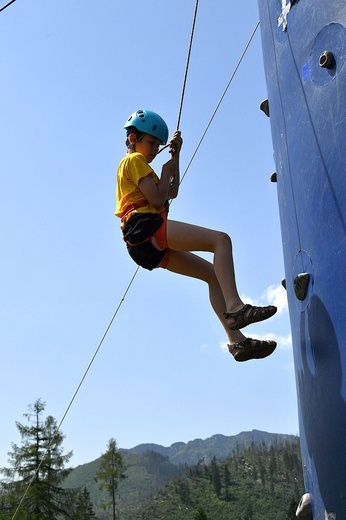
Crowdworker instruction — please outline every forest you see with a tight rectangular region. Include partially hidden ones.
[0,400,303,519]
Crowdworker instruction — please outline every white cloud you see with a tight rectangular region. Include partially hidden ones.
[220,341,229,353]
[219,341,228,352]
[254,332,292,350]
[241,283,288,315]
[263,284,288,314]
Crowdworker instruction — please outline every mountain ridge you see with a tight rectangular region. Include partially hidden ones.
[121,429,298,465]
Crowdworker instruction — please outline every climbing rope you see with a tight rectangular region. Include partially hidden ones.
[180,20,260,186]
[10,13,260,519]
[158,0,199,155]
[177,0,199,130]
[0,0,16,13]
[10,267,140,520]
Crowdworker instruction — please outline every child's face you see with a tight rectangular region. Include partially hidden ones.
[134,134,162,163]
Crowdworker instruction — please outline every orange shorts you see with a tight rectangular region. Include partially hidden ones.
[152,211,170,268]
[122,211,170,270]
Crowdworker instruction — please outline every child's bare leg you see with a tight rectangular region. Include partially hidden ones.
[165,220,244,314]
[165,250,246,345]
[154,220,277,339]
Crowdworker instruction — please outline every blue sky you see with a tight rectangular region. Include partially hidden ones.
[0,0,298,469]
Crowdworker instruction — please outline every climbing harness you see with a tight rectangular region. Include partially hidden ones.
[120,200,149,224]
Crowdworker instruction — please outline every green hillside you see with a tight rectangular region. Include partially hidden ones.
[63,431,303,519]
[141,440,303,519]
[64,450,185,518]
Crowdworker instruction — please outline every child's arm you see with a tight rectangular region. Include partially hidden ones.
[138,131,183,208]
[138,159,178,210]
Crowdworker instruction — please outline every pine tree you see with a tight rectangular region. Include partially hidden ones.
[259,458,266,488]
[210,456,221,498]
[223,463,232,501]
[72,487,96,519]
[1,399,73,519]
[175,478,190,506]
[244,499,254,519]
[194,507,209,519]
[95,438,126,520]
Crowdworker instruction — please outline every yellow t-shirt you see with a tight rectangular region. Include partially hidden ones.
[115,152,163,222]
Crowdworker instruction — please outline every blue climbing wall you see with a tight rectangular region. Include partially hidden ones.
[257,1,346,518]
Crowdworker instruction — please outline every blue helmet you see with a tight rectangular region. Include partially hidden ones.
[124,109,169,145]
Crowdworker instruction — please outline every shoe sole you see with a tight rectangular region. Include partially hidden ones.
[233,343,277,362]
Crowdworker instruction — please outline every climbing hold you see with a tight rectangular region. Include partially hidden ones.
[270,172,277,183]
[260,99,270,117]
[281,278,287,290]
[319,50,335,69]
[294,273,310,301]
[296,493,313,519]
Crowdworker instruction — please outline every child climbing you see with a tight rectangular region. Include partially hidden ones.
[116,109,277,362]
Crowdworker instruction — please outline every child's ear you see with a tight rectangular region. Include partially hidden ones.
[128,132,137,145]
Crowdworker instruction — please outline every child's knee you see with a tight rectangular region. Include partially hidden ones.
[215,230,232,249]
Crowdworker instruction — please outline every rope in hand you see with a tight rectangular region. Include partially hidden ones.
[10,11,260,520]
